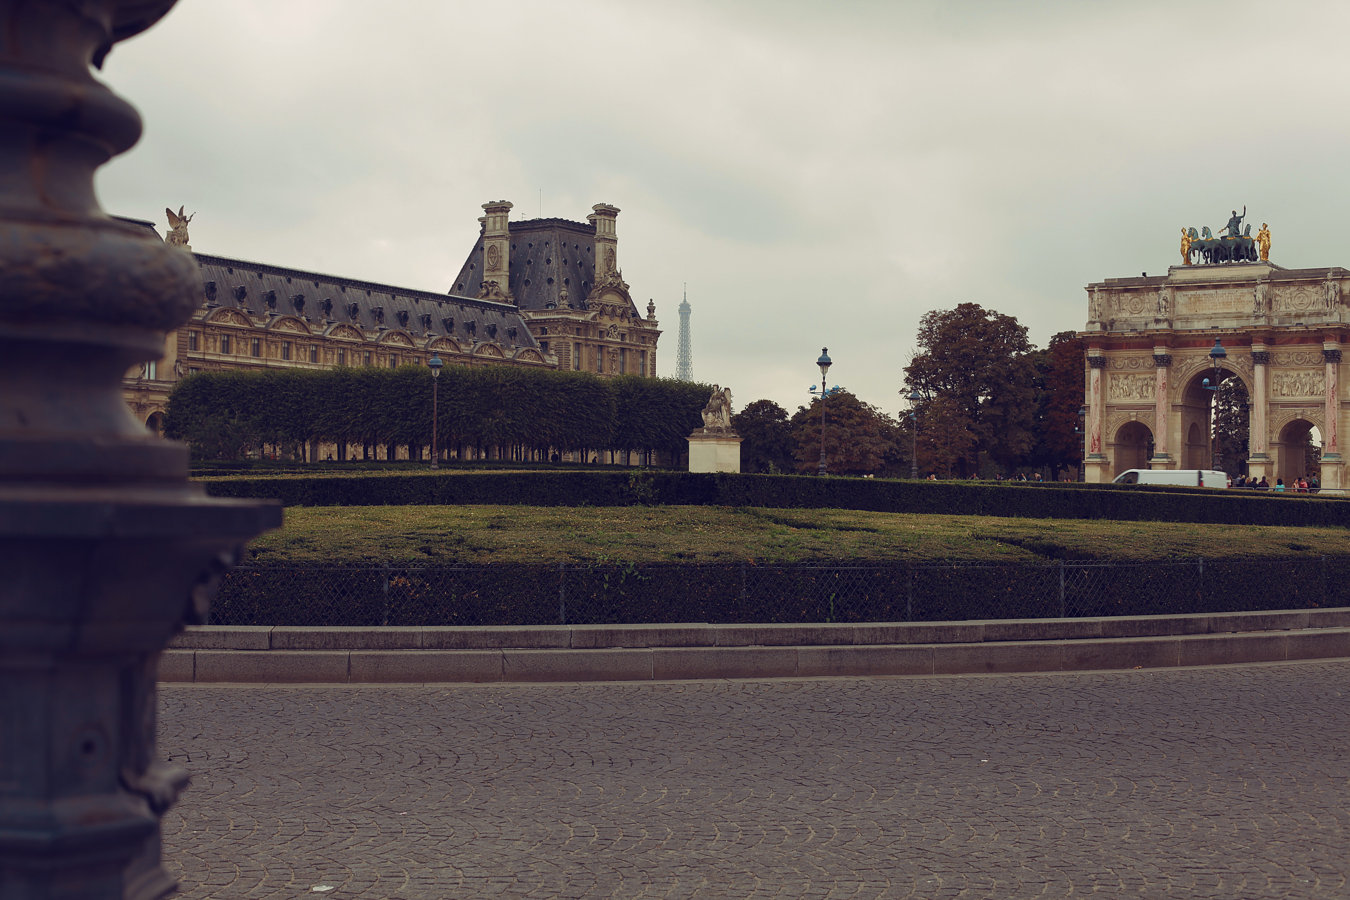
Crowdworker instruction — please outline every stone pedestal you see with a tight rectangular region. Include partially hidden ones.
[688,430,742,473]
[1319,455,1344,494]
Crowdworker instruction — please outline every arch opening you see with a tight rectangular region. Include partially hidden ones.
[1112,421,1153,476]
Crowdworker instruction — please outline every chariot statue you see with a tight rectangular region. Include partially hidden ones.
[1181,206,1262,265]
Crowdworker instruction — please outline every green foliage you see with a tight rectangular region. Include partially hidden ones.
[165,365,711,461]
[732,399,796,474]
[200,470,1350,529]
[789,391,899,475]
[904,303,1038,476]
[1213,378,1250,477]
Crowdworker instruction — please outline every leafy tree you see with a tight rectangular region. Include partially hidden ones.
[732,400,795,474]
[790,391,899,475]
[903,303,1037,476]
[1213,378,1250,477]
[1031,331,1085,477]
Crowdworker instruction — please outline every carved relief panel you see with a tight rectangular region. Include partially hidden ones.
[1271,285,1327,314]
[1174,289,1251,316]
[1270,371,1326,399]
[1107,373,1155,403]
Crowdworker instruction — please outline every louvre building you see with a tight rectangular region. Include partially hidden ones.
[123,201,662,437]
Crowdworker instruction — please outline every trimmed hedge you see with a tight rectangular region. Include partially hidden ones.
[209,557,1350,627]
[198,471,1350,528]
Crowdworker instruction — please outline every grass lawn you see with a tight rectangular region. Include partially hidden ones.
[244,505,1350,565]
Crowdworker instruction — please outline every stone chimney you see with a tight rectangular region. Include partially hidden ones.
[480,200,514,303]
[587,203,621,287]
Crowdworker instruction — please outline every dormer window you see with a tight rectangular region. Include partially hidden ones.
[321,298,333,317]
[442,316,455,332]
[263,290,277,310]
[204,281,218,302]
[396,310,409,328]
[372,306,384,324]
[291,294,305,313]
[347,302,360,319]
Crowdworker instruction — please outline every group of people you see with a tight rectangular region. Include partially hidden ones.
[1232,473,1318,492]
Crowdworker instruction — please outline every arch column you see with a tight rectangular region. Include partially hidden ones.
[1084,354,1109,483]
[1247,348,1271,482]
[1149,351,1171,468]
[1322,345,1343,491]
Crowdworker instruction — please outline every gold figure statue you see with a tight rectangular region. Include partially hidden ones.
[1256,223,1271,262]
[1180,227,1192,265]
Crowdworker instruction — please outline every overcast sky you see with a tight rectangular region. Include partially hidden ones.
[97,0,1350,418]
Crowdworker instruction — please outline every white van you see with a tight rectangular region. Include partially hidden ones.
[1112,469,1228,489]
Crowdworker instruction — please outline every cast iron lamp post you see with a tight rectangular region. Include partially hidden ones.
[904,385,921,479]
[0,3,279,896]
[1202,338,1227,471]
[429,353,443,469]
[809,347,834,475]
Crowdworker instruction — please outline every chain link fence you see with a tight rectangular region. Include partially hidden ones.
[209,557,1350,627]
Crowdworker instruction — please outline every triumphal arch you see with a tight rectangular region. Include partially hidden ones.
[1081,215,1347,491]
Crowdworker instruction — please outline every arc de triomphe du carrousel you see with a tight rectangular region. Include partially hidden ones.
[1081,212,1346,491]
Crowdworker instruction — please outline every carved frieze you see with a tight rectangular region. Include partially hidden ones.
[1107,355,1153,370]
[1271,285,1327,314]
[1271,350,1324,367]
[1270,371,1326,399]
[1175,289,1251,316]
[1108,373,1156,403]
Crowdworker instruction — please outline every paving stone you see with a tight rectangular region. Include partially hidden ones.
[159,661,1350,898]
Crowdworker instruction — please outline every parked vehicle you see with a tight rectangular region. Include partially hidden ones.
[1112,469,1228,489]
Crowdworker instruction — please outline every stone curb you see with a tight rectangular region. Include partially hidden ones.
[159,610,1350,684]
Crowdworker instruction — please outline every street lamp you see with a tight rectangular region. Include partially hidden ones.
[1201,338,1226,471]
[429,353,443,470]
[809,347,833,475]
[904,385,921,479]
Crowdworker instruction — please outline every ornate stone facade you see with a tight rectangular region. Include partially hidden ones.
[122,202,663,437]
[1081,261,1349,490]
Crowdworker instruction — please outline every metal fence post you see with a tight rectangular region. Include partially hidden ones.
[382,564,391,626]
[559,561,567,625]
[906,565,914,622]
[1058,560,1066,618]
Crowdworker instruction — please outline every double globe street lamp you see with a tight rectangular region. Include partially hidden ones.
[809,347,839,475]
[429,353,443,469]
[903,385,921,479]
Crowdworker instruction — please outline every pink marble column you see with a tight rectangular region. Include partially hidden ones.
[1152,352,1171,462]
[1087,356,1106,458]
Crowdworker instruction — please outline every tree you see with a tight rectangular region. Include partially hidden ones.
[732,400,795,474]
[790,391,899,475]
[1213,378,1250,477]
[1031,331,1085,477]
[903,303,1037,476]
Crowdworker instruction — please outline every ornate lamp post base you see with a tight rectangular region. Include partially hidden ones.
[0,3,280,896]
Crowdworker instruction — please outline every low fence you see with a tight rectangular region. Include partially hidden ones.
[210,557,1350,627]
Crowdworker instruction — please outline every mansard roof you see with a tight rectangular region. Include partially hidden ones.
[450,216,639,316]
[194,253,539,350]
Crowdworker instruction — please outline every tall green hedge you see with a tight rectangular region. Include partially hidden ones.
[165,366,712,461]
[197,471,1350,528]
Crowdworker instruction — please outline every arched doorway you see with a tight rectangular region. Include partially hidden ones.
[1180,368,1246,471]
[1276,419,1320,487]
[145,411,164,436]
[1112,421,1153,475]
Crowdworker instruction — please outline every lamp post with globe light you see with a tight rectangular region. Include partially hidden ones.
[808,348,837,475]
[429,353,443,469]
[904,385,922,479]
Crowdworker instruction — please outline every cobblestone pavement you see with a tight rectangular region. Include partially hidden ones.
[159,662,1350,898]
